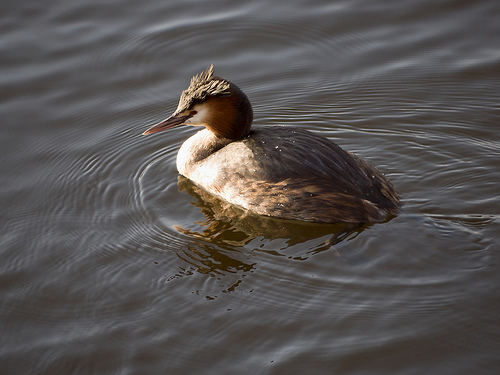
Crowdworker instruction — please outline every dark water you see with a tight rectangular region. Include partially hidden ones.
[1,0,499,373]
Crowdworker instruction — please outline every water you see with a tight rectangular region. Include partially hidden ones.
[1,0,499,373]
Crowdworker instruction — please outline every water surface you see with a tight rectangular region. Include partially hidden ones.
[1,0,499,374]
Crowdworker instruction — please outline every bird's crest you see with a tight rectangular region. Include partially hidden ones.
[176,65,231,113]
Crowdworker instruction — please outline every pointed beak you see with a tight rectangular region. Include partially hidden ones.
[142,112,192,135]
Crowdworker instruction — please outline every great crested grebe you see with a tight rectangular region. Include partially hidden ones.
[143,65,400,223]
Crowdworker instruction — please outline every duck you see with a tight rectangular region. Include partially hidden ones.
[142,65,400,223]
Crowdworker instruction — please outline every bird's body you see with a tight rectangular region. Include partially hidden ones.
[143,65,399,223]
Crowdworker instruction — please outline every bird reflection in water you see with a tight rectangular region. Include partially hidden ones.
[164,177,379,297]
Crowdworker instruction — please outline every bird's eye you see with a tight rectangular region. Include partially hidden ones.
[190,110,198,116]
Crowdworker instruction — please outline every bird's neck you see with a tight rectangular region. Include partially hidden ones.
[177,128,233,176]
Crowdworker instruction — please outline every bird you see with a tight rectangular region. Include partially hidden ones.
[142,65,400,223]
